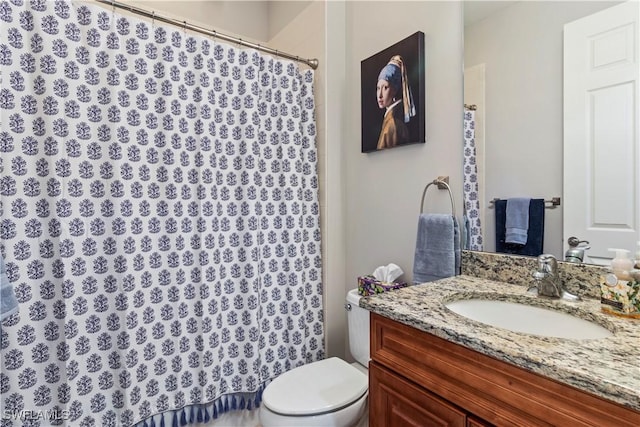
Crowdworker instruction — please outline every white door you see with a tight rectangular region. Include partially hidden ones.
[563,0,640,265]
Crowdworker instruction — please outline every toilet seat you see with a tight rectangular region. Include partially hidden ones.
[262,357,368,416]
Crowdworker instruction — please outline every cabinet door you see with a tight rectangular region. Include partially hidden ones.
[370,361,466,427]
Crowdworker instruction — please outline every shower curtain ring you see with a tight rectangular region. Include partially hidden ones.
[183,20,187,33]
[151,11,155,26]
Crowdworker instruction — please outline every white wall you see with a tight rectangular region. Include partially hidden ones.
[120,1,271,42]
[121,1,314,44]
[323,0,348,360]
[267,1,314,40]
[344,1,464,309]
[464,0,620,257]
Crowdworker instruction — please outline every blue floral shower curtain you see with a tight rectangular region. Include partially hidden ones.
[463,108,482,251]
[0,1,324,426]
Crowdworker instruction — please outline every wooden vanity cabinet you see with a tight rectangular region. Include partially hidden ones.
[465,417,493,427]
[370,362,466,426]
[369,313,640,427]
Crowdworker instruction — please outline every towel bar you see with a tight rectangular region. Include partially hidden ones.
[488,197,561,209]
[420,176,456,217]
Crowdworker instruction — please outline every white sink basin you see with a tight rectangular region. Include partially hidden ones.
[445,299,612,340]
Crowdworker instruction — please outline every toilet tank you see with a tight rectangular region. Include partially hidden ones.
[346,289,370,367]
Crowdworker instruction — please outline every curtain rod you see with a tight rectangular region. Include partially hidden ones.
[94,0,319,69]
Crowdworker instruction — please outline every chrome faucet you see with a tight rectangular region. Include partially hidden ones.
[564,236,590,263]
[531,254,581,301]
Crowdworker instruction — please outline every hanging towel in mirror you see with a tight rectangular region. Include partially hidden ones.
[505,197,531,245]
[1,256,19,321]
[495,199,545,256]
[413,213,461,283]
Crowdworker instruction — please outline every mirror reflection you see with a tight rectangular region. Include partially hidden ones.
[462,0,635,265]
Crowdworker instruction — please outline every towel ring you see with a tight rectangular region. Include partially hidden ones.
[420,178,456,218]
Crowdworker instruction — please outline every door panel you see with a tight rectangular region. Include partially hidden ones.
[563,0,639,264]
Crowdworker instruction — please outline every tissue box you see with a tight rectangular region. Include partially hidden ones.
[357,275,408,296]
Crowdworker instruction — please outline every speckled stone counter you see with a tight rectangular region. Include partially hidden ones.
[360,275,640,412]
[461,250,608,299]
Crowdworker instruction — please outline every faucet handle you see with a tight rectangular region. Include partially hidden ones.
[568,236,589,247]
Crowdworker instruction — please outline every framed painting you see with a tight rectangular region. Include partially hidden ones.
[361,31,425,153]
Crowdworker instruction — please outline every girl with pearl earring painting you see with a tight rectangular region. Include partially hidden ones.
[376,55,416,150]
[360,32,424,153]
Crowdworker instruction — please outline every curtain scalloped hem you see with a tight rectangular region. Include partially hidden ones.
[135,386,265,427]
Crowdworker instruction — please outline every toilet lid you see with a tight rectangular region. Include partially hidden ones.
[262,357,368,416]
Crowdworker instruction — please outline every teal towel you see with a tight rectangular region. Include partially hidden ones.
[1,256,19,321]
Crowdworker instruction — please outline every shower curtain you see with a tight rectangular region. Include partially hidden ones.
[463,109,483,251]
[0,1,324,426]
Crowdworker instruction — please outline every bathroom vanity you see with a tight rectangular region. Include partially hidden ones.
[361,275,640,426]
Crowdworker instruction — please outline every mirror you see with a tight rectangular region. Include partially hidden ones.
[462,0,625,264]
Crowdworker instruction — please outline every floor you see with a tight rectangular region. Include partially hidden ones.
[199,408,261,427]
[197,406,369,427]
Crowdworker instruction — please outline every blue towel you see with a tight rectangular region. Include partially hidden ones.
[413,214,461,283]
[1,256,19,321]
[505,198,531,245]
[495,199,545,256]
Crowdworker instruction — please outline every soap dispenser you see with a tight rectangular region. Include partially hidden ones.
[609,248,633,280]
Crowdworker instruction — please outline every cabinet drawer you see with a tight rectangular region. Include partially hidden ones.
[370,361,466,427]
[371,313,640,426]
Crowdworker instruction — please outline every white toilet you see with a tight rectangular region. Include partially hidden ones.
[259,288,370,427]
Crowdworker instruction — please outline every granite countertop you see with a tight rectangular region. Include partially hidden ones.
[360,275,640,412]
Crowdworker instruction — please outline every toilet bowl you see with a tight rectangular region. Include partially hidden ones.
[259,357,368,427]
[259,289,370,427]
